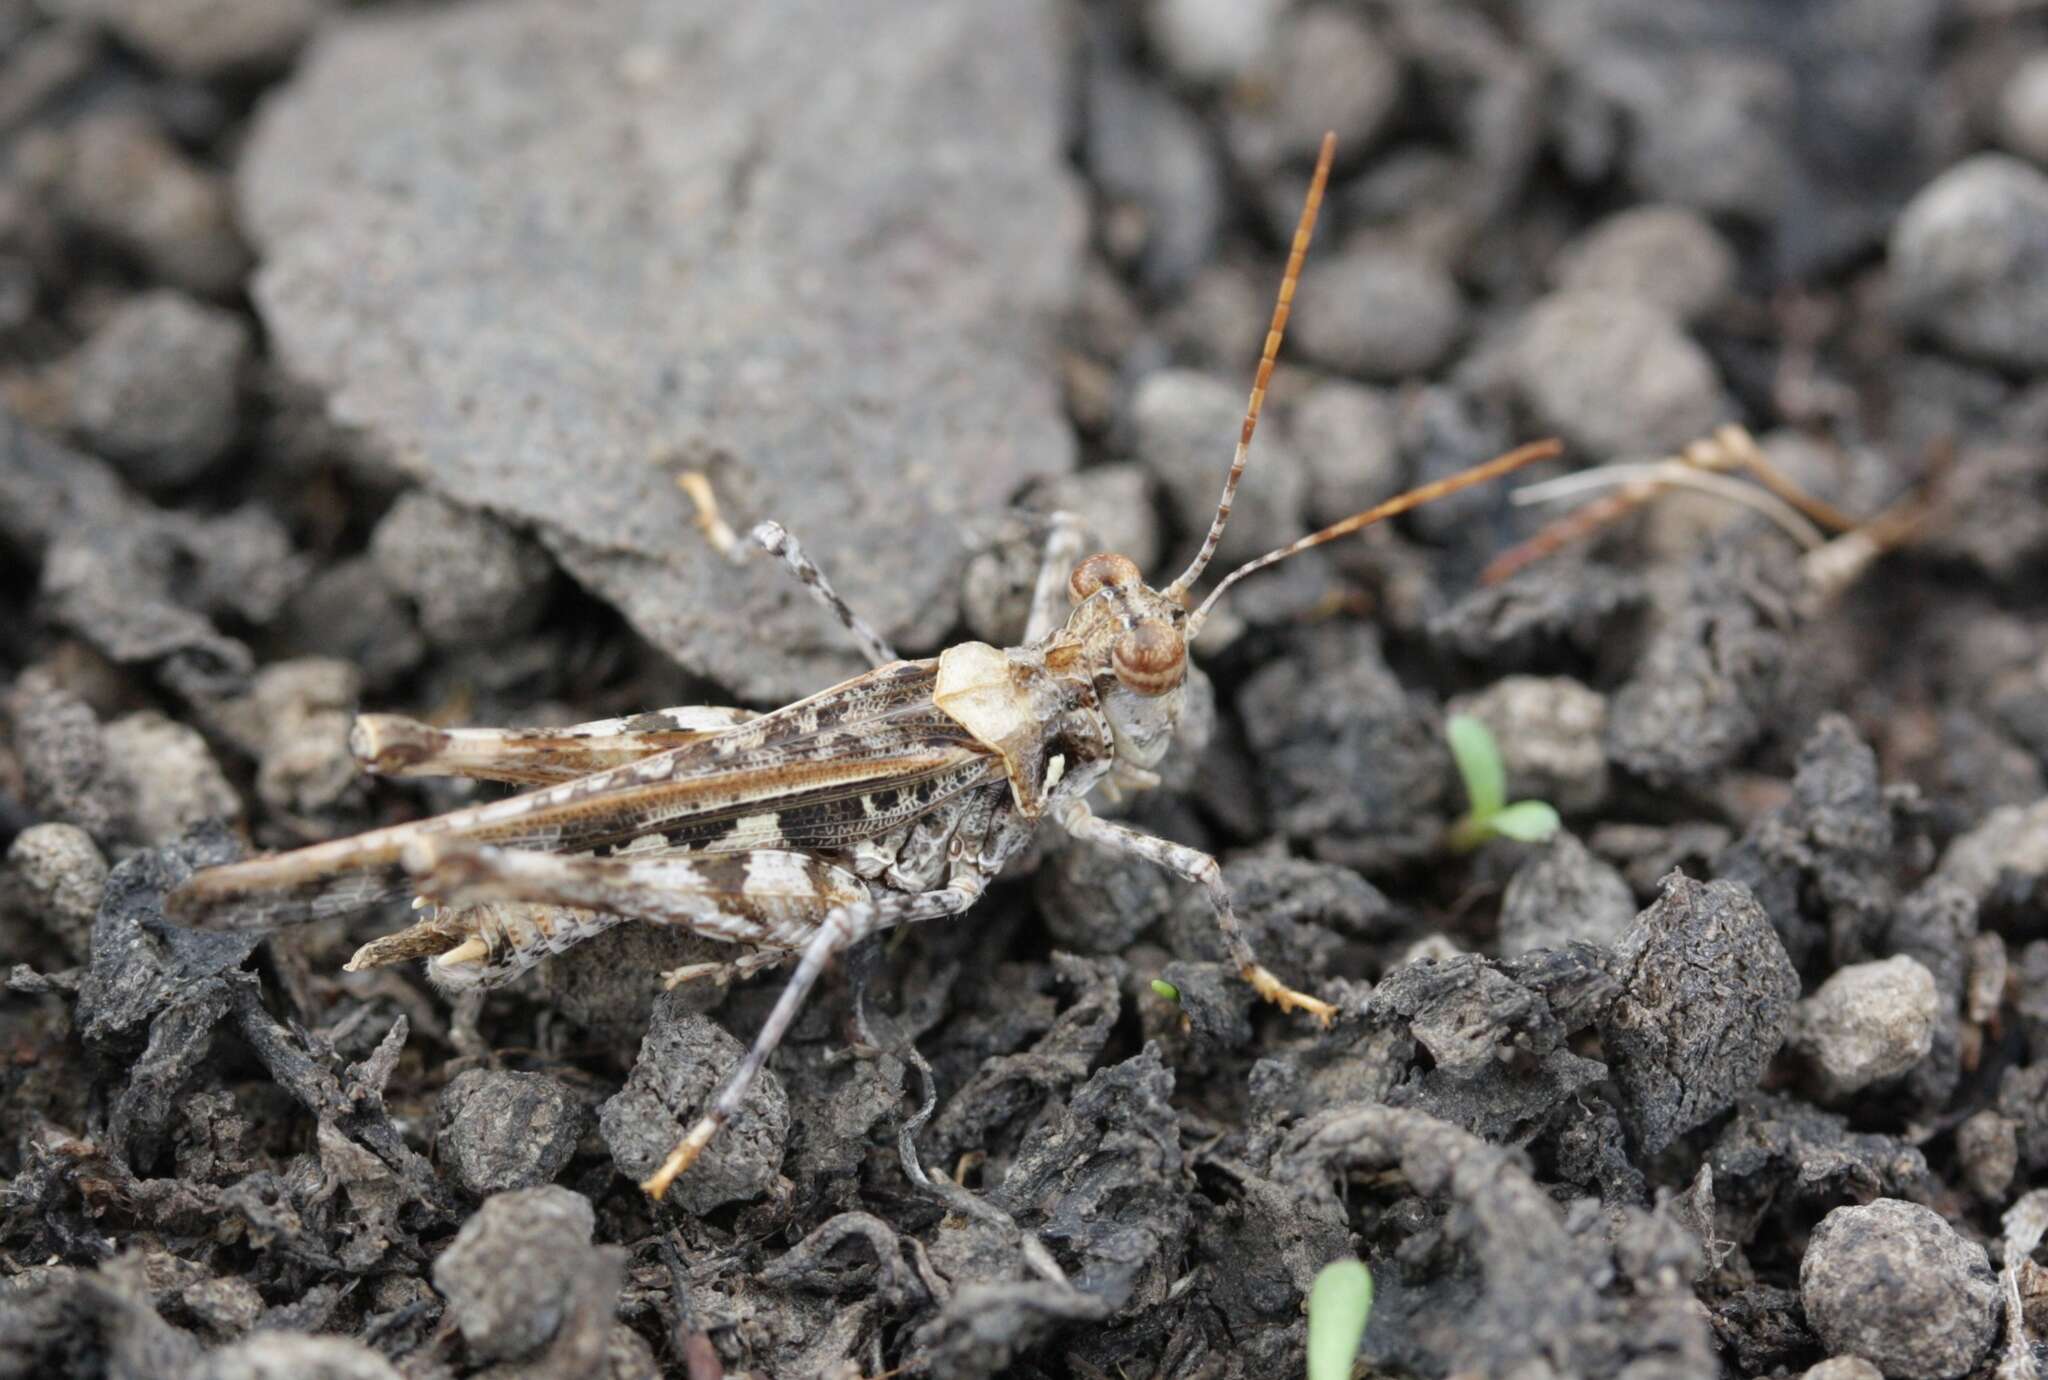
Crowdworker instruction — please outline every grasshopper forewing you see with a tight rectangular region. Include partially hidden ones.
[168,132,1562,1200]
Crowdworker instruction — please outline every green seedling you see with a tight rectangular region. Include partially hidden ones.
[1445,713,1560,852]
[1150,978,1181,1002]
[1306,1258,1374,1380]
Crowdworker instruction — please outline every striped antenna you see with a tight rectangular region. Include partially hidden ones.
[1188,439,1565,633]
[1164,131,1337,603]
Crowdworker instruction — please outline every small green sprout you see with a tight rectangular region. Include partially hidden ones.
[1445,713,1560,852]
[1306,1258,1374,1380]
[1149,978,1181,1002]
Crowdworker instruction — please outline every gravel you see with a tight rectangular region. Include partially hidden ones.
[1084,66,1225,295]
[1799,1199,1999,1380]
[1791,956,1940,1099]
[1550,205,1738,324]
[368,491,553,650]
[187,1334,402,1380]
[1996,53,2048,169]
[1446,675,1610,815]
[236,0,1083,703]
[64,291,249,489]
[2,1,2045,1375]
[1224,7,1401,175]
[1891,154,2048,371]
[1600,873,1800,1154]
[598,996,788,1215]
[1142,0,1284,86]
[1130,367,1310,573]
[100,711,240,846]
[53,0,320,79]
[430,1186,605,1363]
[1291,245,1466,380]
[434,1069,588,1197]
[1497,832,1637,956]
[3,821,107,963]
[1512,290,1729,457]
[43,113,247,297]
[1288,377,1403,524]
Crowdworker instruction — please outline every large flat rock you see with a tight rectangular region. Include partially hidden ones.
[238,0,1083,701]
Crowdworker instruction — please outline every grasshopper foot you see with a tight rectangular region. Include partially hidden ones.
[1243,963,1338,1028]
[641,1112,722,1201]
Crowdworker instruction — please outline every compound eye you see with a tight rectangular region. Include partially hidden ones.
[1069,552,1141,603]
[1112,620,1185,696]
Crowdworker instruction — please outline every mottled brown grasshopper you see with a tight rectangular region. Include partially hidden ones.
[168,134,1558,1200]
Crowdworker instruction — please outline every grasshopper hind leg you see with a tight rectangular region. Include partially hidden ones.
[640,875,987,1202]
[1053,799,1337,1026]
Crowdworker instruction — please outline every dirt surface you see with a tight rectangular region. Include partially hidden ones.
[3,2,2048,1378]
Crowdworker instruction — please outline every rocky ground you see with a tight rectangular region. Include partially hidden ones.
[4,0,2048,1377]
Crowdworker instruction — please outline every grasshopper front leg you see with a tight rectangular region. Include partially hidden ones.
[1024,510,1088,643]
[1053,799,1337,1026]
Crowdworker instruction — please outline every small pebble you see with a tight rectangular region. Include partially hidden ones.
[1792,956,1939,1098]
[431,1186,598,1363]
[48,113,248,296]
[1497,833,1637,957]
[4,822,107,963]
[1084,68,1224,293]
[369,491,553,649]
[1288,378,1403,524]
[1447,675,1610,816]
[1144,0,1284,85]
[1036,834,1179,954]
[239,659,361,818]
[1130,368,1310,571]
[1291,246,1466,380]
[1998,53,2048,172]
[1891,154,2048,372]
[1551,205,1737,324]
[436,1069,587,1197]
[1513,291,1729,456]
[275,556,427,693]
[101,711,241,846]
[187,1333,402,1380]
[1601,874,1798,1154]
[1031,462,1162,576]
[537,922,737,1036]
[66,290,249,488]
[1954,1109,2018,1204]
[1802,1360,1884,1380]
[599,994,787,1214]
[65,0,320,80]
[2,667,124,842]
[1226,7,1400,174]
[1799,1199,1998,1380]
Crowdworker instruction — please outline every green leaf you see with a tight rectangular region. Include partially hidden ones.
[1489,799,1562,843]
[1149,978,1181,1002]
[1446,714,1506,820]
[1306,1259,1374,1380]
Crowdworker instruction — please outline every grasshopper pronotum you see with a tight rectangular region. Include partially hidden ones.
[169,134,1559,1200]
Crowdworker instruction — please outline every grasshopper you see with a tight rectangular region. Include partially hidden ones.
[168,134,1558,1201]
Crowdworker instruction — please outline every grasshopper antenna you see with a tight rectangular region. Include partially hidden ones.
[1163,130,1337,604]
[1186,439,1565,634]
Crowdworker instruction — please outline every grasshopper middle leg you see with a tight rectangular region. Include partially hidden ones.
[1054,799,1337,1025]
[750,520,899,668]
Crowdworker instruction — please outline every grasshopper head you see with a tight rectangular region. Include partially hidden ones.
[1058,551,1190,768]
